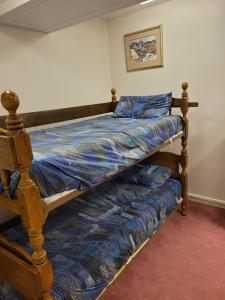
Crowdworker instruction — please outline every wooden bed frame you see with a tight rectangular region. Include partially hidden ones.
[0,82,198,299]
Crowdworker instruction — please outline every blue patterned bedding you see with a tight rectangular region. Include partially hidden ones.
[0,177,181,300]
[113,93,172,118]
[22,114,181,197]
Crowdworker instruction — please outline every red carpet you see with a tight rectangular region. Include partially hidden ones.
[104,201,225,300]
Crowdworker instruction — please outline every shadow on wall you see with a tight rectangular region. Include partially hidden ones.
[0,25,46,60]
[164,108,225,202]
[189,134,225,202]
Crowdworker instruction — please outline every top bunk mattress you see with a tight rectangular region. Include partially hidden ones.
[7,114,182,197]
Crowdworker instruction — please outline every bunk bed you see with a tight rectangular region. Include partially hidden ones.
[0,82,198,299]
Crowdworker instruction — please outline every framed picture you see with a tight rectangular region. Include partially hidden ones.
[124,25,163,72]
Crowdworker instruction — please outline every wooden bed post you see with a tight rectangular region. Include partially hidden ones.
[1,91,54,300]
[180,82,189,216]
[111,88,117,102]
[111,88,117,111]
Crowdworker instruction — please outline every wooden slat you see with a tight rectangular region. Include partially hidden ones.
[44,189,88,212]
[0,102,114,129]
[0,216,21,233]
[171,98,182,107]
[0,235,33,265]
[143,152,180,179]
[0,135,18,171]
[0,195,21,214]
[0,245,45,300]
[0,100,198,129]
[172,98,199,108]
[44,132,183,213]
[110,99,198,109]
[188,102,198,107]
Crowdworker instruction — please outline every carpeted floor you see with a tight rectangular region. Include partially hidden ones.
[104,201,225,300]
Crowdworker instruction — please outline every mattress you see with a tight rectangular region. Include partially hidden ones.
[19,114,182,197]
[0,177,181,300]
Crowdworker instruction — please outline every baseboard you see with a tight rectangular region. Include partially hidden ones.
[189,193,225,209]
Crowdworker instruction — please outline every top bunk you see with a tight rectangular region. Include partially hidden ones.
[0,82,198,215]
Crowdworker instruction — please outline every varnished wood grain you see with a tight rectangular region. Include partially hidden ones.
[0,135,18,171]
[0,246,53,300]
[1,91,23,132]
[180,82,189,216]
[144,152,180,179]
[0,195,20,214]
[0,99,198,130]
[0,234,33,265]
[172,98,198,108]
[0,90,54,299]
[0,102,114,129]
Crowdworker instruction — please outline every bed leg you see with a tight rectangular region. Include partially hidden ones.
[19,180,54,299]
[180,147,188,216]
[180,82,189,216]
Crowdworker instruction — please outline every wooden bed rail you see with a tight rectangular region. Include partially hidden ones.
[172,98,198,108]
[0,86,198,129]
[0,240,53,300]
[0,101,115,129]
[144,152,180,179]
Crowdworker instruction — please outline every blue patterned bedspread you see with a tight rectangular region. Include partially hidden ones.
[27,114,182,197]
[0,178,181,300]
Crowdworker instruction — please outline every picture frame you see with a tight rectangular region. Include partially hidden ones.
[124,25,163,72]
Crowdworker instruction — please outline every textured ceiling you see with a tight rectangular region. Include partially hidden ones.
[102,0,171,20]
[0,0,142,32]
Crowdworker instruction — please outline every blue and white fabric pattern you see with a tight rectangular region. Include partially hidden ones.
[0,174,181,300]
[113,93,172,118]
[0,114,182,197]
[116,164,173,189]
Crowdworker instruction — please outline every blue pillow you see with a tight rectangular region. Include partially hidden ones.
[113,93,172,118]
[116,164,172,189]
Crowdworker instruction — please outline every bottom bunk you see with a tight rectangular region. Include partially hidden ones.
[0,164,181,300]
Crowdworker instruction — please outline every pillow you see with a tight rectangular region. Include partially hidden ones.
[116,164,172,189]
[136,165,172,189]
[113,92,172,118]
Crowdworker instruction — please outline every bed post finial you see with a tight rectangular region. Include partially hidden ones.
[180,82,189,216]
[111,88,117,103]
[1,90,23,132]
[182,81,188,92]
[182,82,189,104]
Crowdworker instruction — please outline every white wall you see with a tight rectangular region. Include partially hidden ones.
[108,0,225,202]
[0,18,112,222]
[0,18,112,115]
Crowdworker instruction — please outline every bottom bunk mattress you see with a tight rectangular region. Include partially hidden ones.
[0,177,181,300]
